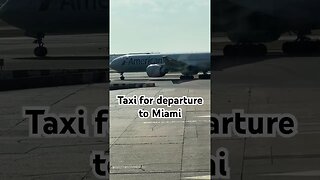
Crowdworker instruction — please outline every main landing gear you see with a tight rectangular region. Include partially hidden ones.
[33,34,48,57]
[223,43,267,56]
[180,72,210,80]
[282,32,320,55]
[180,75,194,80]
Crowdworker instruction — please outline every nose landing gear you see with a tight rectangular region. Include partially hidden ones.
[120,73,125,80]
[33,34,48,57]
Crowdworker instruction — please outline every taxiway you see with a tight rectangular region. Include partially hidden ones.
[109,72,211,180]
[213,37,320,180]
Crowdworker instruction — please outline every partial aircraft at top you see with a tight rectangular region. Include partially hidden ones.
[213,0,320,56]
[0,0,107,57]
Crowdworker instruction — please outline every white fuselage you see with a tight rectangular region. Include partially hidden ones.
[110,52,211,74]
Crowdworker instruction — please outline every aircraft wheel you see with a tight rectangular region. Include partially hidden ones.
[120,73,125,80]
[34,46,48,57]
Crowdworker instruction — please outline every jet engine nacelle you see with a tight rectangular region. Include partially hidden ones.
[226,12,282,43]
[146,64,168,77]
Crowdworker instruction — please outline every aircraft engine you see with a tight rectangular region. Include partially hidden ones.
[146,64,168,77]
[226,12,282,43]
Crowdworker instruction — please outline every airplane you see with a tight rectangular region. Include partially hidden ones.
[109,53,211,80]
[0,0,107,57]
[213,0,320,56]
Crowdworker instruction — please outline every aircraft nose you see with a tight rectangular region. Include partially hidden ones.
[109,56,124,71]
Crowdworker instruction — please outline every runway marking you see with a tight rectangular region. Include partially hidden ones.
[261,170,320,176]
[112,165,143,170]
[196,115,210,118]
[182,175,210,179]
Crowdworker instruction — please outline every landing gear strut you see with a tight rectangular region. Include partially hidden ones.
[33,34,48,57]
[223,43,267,56]
[120,73,125,80]
[282,31,320,55]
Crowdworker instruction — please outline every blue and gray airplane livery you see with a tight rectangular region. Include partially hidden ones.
[0,0,107,57]
[110,53,211,80]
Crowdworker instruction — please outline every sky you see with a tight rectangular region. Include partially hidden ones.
[110,0,210,54]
